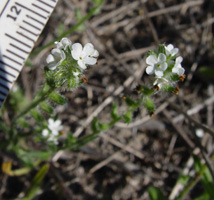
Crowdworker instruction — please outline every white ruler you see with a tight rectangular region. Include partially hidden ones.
[0,0,58,108]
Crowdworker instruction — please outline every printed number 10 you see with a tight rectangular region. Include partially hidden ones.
[7,6,21,21]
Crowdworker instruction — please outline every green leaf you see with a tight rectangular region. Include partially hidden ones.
[158,44,166,54]
[111,104,119,120]
[0,120,9,132]
[125,97,140,108]
[123,110,132,124]
[148,186,167,200]
[147,50,157,57]
[16,148,51,167]
[194,193,210,200]
[44,66,55,87]
[17,118,30,128]
[91,117,99,133]
[30,109,44,122]
[138,85,154,96]
[39,102,53,115]
[177,174,191,185]
[49,92,67,105]
[193,155,214,198]
[143,97,155,114]
[65,132,78,148]
[21,163,49,200]
[162,85,177,94]
[70,133,98,150]
[170,74,180,82]
[98,123,109,131]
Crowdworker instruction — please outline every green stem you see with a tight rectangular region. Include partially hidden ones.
[175,153,214,200]
[31,0,105,56]
[12,82,55,125]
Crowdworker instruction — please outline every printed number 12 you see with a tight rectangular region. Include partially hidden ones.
[7,6,21,21]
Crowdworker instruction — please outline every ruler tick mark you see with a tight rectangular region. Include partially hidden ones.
[26,15,44,26]
[32,3,50,14]
[0,60,20,73]
[0,82,9,92]
[0,0,58,108]
[15,2,47,20]
[0,90,7,97]
[36,0,55,9]
[10,43,30,55]
[19,26,38,37]
[0,67,16,78]
[6,49,25,60]
[5,33,31,48]
[17,32,35,43]
[23,20,41,31]
[3,55,22,66]
[0,75,13,84]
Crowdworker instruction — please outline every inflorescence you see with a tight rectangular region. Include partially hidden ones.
[46,37,99,89]
[146,44,185,93]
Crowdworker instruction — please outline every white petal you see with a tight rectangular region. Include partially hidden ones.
[166,44,173,51]
[155,69,164,77]
[61,38,72,48]
[172,67,179,74]
[42,129,49,137]
[48,118,54,126]
[158,53,166,62]
[146,55,157,65]
[84,56,97,65]
[55,41,63,49]
[52,130,59,136]
[72,43,82,54]
[171,48,179,56]
[46,54,54,64]
[159,62,168,71]
[73,71,79,77]
[146,65,155,75]
[83,43,95,55]
[92,50,99,57]
[78,60,86,69]
[177,67,185,75]
[71,43,83,60]
[48,63,57,70]
[176,56,183,64]
[51,49,65,60]
[54,120,61,127]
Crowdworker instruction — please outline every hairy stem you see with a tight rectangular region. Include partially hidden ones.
[12,82,55,125]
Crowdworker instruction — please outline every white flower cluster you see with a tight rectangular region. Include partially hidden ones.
[42,118,63,144]
[46,38,99,72]
[146,44,185,78]
[145,44,185,90]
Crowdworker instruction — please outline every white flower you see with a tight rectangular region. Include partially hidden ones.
[172,56,185,76]
[47,135,58,144]
[46,48,66,70]
[146,53,168,78]
[48,118,63,136]
[73,71,80,77]
[153,77,169,90]
[42,129,49,137]
[42,119,63,144]
[165,44,179,56]
[55,37,72,50]
[71,43,99,70]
